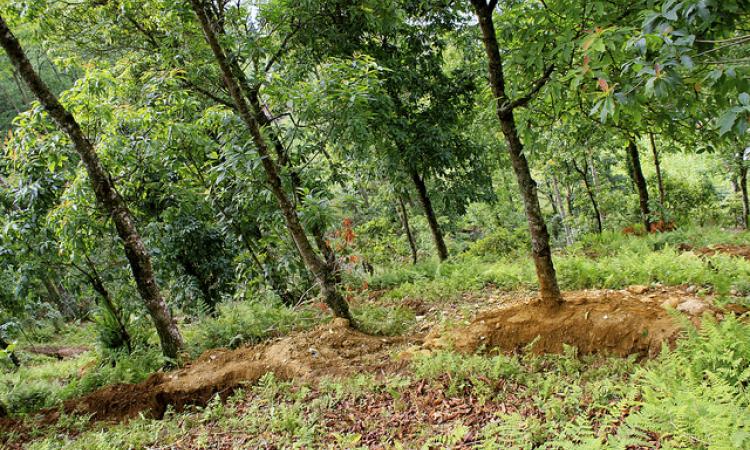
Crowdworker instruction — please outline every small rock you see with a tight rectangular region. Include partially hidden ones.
[627,285,650,295]
[686,285,698,294]
[730,289,740,296]
[661,297,681,309]
[416,315,426,321]
[676,298,709,315]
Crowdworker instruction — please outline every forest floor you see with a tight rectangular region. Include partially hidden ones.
[3,227,750,448]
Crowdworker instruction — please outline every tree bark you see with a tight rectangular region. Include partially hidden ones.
[739,152,749,230]
[189,0,352,322]
[572,159,603,233]
[551,174,572,245]
[41,275,77,320]
[626,140,651,231]
[409,168,449,261]
[471,1,561,305]
[649,133,666,222]
[238,227,300,307]
[0,15,183,359]
[398,195,418,264]
[73,260,133,353]
[0,335,20,368]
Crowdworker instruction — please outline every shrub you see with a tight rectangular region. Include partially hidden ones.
[187,300,322,355]
[465,226,530,259]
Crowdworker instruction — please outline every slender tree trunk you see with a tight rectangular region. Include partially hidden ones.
[0,16,183,359]
[41,275,77,320]
[79,261,132,353]
[572,160,603,233]
[739,152,749,230]
[176,256,218,315]
[551,174,572,245]
[398,195,418,264]
[0,335,20,368]
[238,229,300,307]
[626,140,651,231]
[471,1,561,305]
[409,168,448,261]
[188,0,352,322]
[649,133,666,221]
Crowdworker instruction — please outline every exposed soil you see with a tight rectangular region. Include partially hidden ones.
[0,286,736,447]
[424,286,716,357]
[23,345,90,359]
[47,319,409,424]
[683,243,750,260]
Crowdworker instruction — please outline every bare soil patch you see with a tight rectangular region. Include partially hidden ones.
[680,243,750,260]
[48,319,408,423]
[425,286,717,357]
[23,345,90,359]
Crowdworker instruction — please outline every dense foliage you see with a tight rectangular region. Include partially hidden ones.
[0,0,749,447]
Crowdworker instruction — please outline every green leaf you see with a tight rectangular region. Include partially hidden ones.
[717,110,738,135]
[739,93,750,106]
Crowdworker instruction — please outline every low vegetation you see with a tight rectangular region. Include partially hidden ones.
[2,0,750,448]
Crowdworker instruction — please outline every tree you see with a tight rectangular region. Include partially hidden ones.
[0,14,184,359]
[469,0,562,304]
[186,0,353,322]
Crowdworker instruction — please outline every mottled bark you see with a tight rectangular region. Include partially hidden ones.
[649,133,666,221]
[626,140,651,231]
[551,174,572,245]
[572,159,603,233]
[739,153,749,230]
[73,260,132,353]
[189,0,352,322]
[471,0,561,305]
[0,15,183,359]
[409,168,448,261]
[398,196,418,264]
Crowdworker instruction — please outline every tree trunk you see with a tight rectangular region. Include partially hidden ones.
[0,335,20,368]
[81,261,132,353]
[41,275,77,320]
[649,133,666,222]
[189,0,352,322]
[626,140,651,231]
[238,228,300,307]
[0,16,183,359]
[409,168,449,261]
[739,152,749,230]
[471,1,561,305]
[551,174,572,245]
[572,159,603,233]
[398,195,418,264]
[176,256,218,315]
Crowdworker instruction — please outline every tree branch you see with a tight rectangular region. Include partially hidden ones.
[501,63,555,113]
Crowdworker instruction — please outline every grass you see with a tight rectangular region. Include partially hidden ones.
[379,227,750,302]
[34,316,746,449]
[4,226,750,448]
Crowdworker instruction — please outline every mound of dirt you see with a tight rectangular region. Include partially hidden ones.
[54,319,406,423]
[425,287,714,357]
[23,345,89,359]
[687,243,750,260]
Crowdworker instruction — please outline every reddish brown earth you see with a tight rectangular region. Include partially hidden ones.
[23,345,90,359]
[425,286,717,357]
[50,319,407,424]
[683,243,750,260]
[0,286,735,447]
